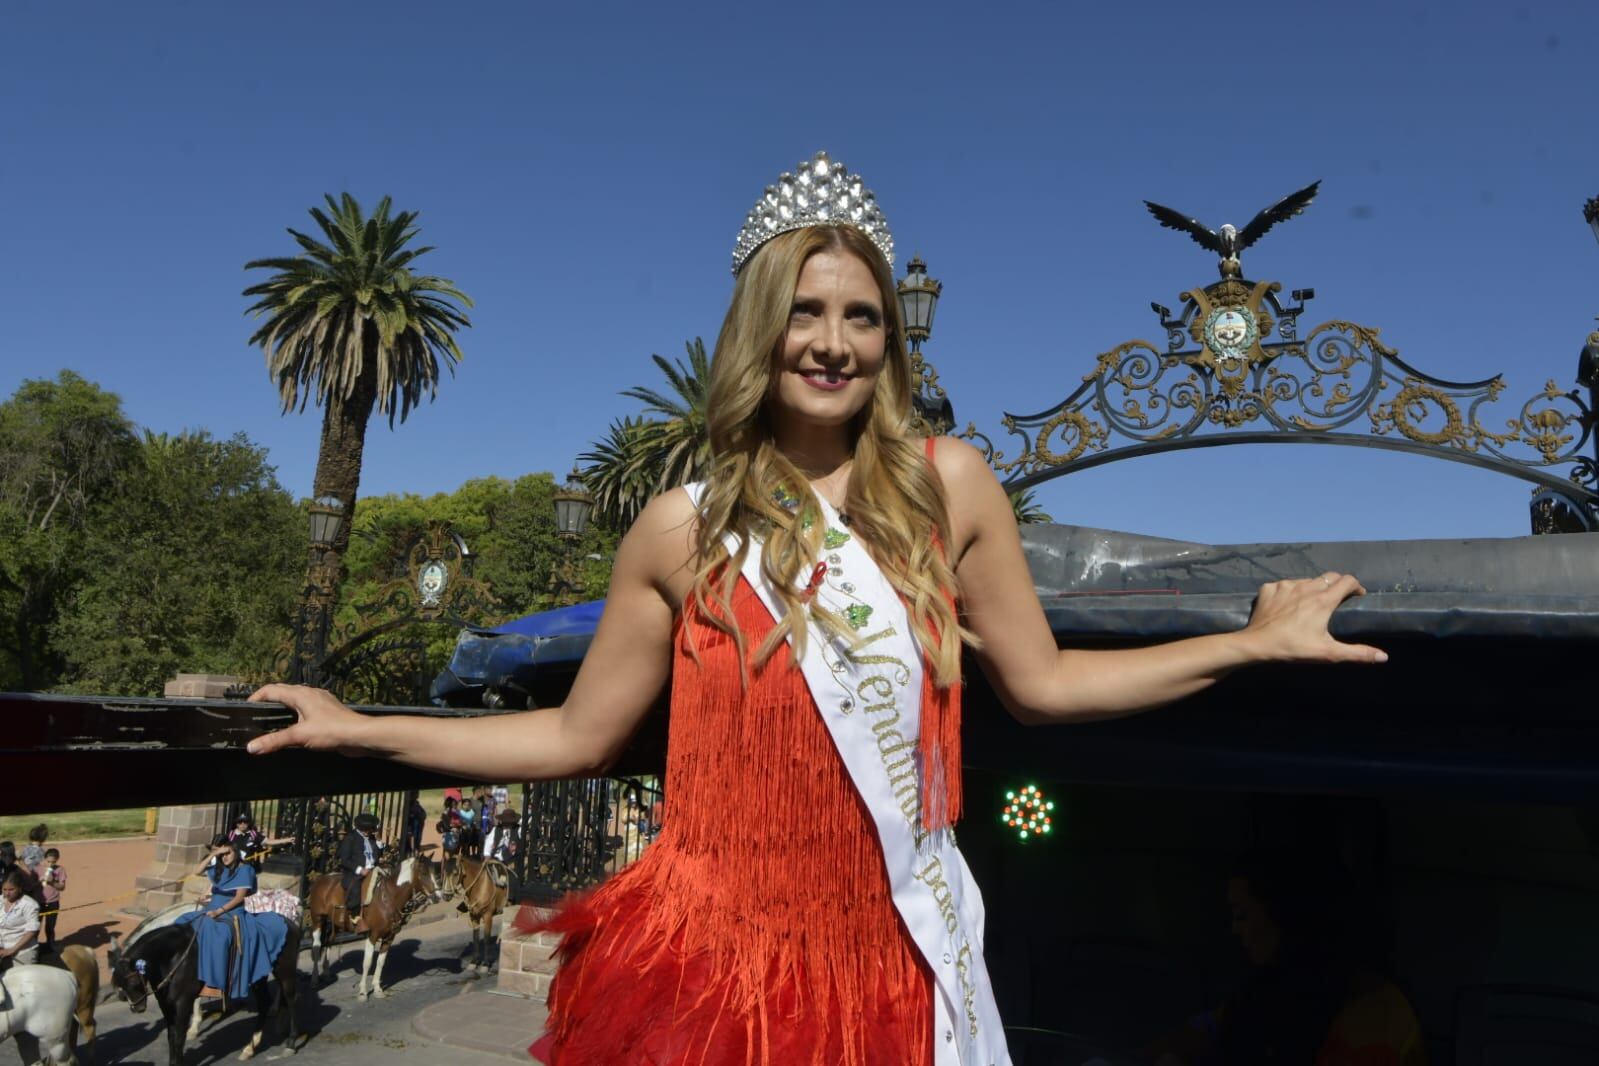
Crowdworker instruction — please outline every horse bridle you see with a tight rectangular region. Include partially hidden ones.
[121,931,200,1009]
[455,857,509,902]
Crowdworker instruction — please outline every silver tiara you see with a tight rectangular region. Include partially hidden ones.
[731,151,894,276]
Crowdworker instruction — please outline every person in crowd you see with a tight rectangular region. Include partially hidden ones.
[335,813,383,933]
[459,798,481,859]
[226,810,293,868]
[647,794,665,841]
[21,824,48,870]
[437,795,464,859]
[1143,850,1426,1066]
[249,150,1384,1064]
[0,869,41,972]
[0,841,45,912]
[403,794,427,854]
[491,809,520,864]
[33,847,64,954]
[174,836,288,1001]
[228,811,266,861]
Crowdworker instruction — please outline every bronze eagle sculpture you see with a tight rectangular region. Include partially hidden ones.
[1143,181,1320,275]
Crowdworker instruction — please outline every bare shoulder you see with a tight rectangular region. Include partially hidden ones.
[927,435,997,492]
[924,436,1010,560]
[616,487,702,606]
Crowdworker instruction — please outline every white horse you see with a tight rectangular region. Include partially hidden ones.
[0,964,80,1065]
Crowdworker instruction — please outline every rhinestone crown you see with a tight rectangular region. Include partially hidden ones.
[731,151,894,276]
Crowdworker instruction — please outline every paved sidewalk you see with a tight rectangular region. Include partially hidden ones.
[413,985,547,1061]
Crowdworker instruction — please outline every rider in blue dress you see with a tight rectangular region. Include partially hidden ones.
[176,836,288,1000]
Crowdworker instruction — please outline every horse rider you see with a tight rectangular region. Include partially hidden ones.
[336,813,383,933]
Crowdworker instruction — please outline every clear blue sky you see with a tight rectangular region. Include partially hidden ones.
[5,0,1597,544]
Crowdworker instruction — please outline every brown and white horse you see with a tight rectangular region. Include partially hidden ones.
[304,853,441,999]
[447,857,511,972]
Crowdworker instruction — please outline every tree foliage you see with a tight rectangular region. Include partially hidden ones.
[243,193,473,563]
[580,339,713,531]
[0,375,302,695]
[0,373,138,689]
[322,475,618,699]
[337,474,616,626]
[1009,488,1053,525]
[0,368,618,699]
[51,431,302,695]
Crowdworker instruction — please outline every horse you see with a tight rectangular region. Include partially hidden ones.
[0,963,79,1065]
[108,919,301,1064]
[447,856,511,972]
[304,853,441,999]
[57,946,98,1062]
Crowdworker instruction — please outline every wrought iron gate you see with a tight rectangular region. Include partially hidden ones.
[214,789,420,897]
[506,776,662,903]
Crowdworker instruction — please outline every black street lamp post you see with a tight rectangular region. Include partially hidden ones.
[896,256,954,435]
[550,469,595,607]
[289,495,346,685]
[1583,196,1599,467]
[1530,198,1599,533]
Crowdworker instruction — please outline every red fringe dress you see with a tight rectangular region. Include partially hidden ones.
[526,572,963,1065]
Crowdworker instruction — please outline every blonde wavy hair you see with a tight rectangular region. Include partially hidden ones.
[686,225,974,686]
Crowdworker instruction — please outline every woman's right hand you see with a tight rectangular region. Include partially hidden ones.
[245,684,374,757]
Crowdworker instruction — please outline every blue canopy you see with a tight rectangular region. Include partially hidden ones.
[431,600,604,704]
[488,599,605,639]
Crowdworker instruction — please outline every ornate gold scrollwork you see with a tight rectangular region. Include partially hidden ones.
[1033,410,1109,465]
[960,271,1597,516]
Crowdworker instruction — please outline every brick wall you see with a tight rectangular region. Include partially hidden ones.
[496,904,559,1001]
[133,804,218,912]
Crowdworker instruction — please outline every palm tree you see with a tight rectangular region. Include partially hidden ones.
[581,339,712,530]
[1009,488,1053,525]
[242,193,472,559]
[581,416,658,531]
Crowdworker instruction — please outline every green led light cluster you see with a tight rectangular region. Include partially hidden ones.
[1000,784,1054,841]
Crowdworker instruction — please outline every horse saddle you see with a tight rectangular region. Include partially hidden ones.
[361,868,386,907]
[486,861,510,891]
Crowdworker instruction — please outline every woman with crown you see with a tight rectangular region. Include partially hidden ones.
[248,151,1384,1065]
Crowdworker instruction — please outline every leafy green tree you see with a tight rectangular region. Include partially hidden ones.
[0,372,137,690]
[50,431,302,696]
[243,193,473,561]
[318,474,616,701]
[581,339,712,530]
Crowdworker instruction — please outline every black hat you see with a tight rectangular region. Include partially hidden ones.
[353,813,380,832]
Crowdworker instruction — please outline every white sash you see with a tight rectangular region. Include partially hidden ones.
[685,485,1010,1066]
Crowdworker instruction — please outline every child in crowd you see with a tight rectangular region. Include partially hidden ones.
[33,848,63,953]
[21,825,47,870]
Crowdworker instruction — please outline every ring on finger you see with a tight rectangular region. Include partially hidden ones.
[1322,577,1333,587]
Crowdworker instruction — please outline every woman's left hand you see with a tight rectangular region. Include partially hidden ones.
[1240,572,1387,664]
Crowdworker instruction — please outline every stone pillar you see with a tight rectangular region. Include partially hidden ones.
[163,673,242,699]
[133,805,217,913]
[131,674,244,913]
[496,903,559,1002]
